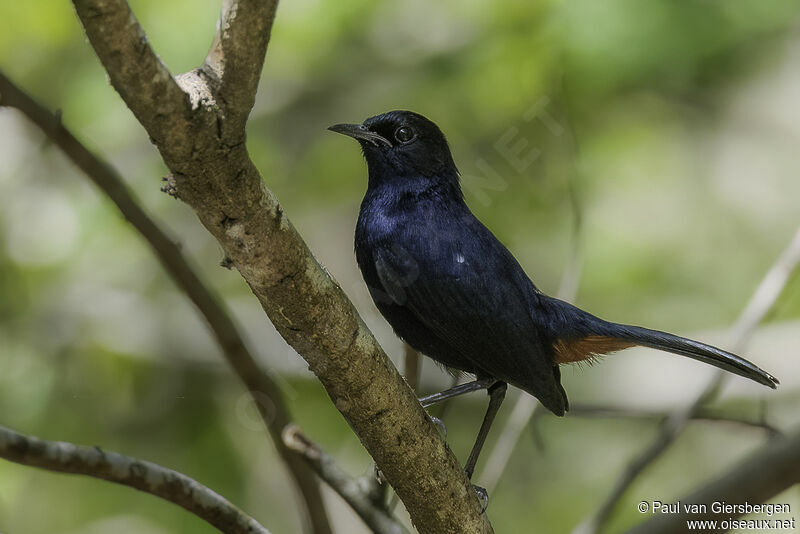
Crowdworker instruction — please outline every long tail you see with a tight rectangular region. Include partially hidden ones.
[544,297,779,389]
[606,323,779,388]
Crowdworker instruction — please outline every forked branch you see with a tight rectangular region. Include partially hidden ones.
[68,1,492,532]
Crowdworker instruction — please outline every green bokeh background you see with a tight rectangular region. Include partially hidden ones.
[1,1,799,533]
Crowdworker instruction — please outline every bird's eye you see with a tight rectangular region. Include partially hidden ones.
[394,126,415,144]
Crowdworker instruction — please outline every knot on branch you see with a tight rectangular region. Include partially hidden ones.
[175,69,218,113]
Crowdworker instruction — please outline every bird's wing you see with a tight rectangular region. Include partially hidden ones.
[372,219,566,412]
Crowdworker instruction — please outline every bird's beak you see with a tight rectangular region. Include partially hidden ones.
[328,123,392,148]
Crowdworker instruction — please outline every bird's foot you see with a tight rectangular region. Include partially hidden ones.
[429,416,447,439]
[372,463,387,484]
[472,484,489,513]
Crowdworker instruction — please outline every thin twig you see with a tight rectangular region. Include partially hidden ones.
[567,403,781,436]
[0,71,331,534]
[283,425,408,534]
[733,228,800,341]
[528,401,782,456]
[577,226,800,534]
[0,424,271,534]
[691,412,781,436]
[404,344,422,393]
[478,138,584,492]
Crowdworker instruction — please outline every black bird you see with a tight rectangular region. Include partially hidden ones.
[329,110,778,480]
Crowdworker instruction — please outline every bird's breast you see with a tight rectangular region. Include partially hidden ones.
[358,202,469,276]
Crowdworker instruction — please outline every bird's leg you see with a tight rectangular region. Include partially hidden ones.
[419,379,506,511]
[429,416,447,438]
[418,377,497,408]
[419,379,493,444]
[464,381,507,480]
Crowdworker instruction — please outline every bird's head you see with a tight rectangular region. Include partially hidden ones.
[328,110,458,186]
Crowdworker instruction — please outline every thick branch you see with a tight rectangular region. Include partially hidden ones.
[204,0,279,134]
[70,0,193,157]
[0,424,271,534]
[70,3,492,533]
[627,428,800,534]
[172,153,491,533]
[283,425,408,534]
[0,70,331,534]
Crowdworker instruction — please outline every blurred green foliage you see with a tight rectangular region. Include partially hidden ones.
[1,1,799,533]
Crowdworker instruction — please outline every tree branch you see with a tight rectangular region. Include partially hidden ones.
[577,226,800,534]
[69,2,492,532]
[203,0,279,134]
[566,404,780,436]
[627,427,800,534]
[0,70,331,534]
[0,424,272,534]
[403,344,422,393]
[574,409,705,534]
[283,425,408,534]
[70,0,193,157]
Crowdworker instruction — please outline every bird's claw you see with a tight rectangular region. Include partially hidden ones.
[372,463,387,483]
[430,416,447,438]
[472,484,489,513]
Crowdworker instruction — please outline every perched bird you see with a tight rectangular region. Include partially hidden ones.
[329,110,778,480]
